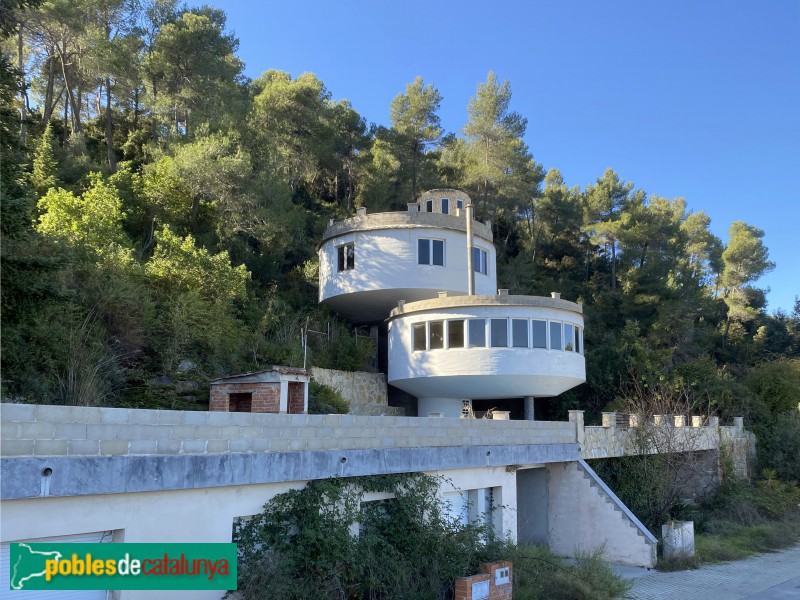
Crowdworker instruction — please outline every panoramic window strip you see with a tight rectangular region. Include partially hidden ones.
[411,318,583,353]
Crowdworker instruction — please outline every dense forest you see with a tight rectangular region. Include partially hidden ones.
[1,0,798,461]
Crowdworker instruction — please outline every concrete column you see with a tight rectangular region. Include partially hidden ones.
[691,416,704,427]
[708,416,720,428]
[568,410,584,447]
[524,396,535,421]
[602,412,617,429]
[733,416,744,430]
[674,415,686,428]
[279,380,288,414]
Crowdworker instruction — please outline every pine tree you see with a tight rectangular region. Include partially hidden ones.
[31,123,59,195]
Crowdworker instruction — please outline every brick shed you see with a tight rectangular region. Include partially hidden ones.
[209,367,310,414]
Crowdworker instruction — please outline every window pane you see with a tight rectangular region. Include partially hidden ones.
[429,321,444,350]
[532,320,547,348]
[432,240,444,265]
[468,319,486,347]
[564,324,574,351]
[418,238,429,265]
[491,319,508,347]
[441,198,449,214]
[577,328,583,354]
[549,321,562,350]
[345,244,354,270]
[413,323,426,351]
[426,199,433,212]
[448,320,465,348]
[512,319,529,347]
[472,248,487,274]
[457,199,464,210]
[337,246,345,271]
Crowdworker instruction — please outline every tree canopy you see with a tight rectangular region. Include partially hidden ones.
[1,0,796,444]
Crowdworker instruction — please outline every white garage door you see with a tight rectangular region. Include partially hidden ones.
[1,531,112,599]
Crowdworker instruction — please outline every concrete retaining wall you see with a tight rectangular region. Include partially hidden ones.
[0,403,575,458]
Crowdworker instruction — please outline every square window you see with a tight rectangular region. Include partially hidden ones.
[441,198,449,214]
[448,320,465,348]
[512,319,529,347]
[468,319,486,347]
[413,323,426,351]
[456,199,464,211]
[429,321,444,350]
[532,320,547,348]
[337,243,354,272]
[418,239,444,266]
[426,199,433,212]
[490,318,508,347]
[549,321,562,350]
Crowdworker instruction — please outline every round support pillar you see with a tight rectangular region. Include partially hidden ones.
[524,396,536,420]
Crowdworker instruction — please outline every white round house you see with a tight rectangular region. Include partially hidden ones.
[318,188,586,418]
[318,190,497,322]
[387,293,586,417]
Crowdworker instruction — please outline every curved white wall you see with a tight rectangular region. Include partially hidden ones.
[319,218,496,322]
[387,298,586,401]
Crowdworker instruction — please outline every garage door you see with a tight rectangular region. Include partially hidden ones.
[1,531,112,599]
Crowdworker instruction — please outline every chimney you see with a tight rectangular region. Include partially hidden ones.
[407,203,419,212]
[397,300,406,311]
[551,292,561,300]
[438,291,448,298]
[356,207,367,217]
[498,289,509,296]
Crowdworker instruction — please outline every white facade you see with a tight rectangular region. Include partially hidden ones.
[318,209,496,322]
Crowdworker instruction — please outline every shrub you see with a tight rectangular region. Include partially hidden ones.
[307,380,349,414]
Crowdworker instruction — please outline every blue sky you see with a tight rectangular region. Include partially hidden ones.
[217,0,799,313]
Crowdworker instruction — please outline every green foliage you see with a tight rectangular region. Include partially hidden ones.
[504,545,631,600]
[234,474,494,600]
[145,226,249,302]
[234,474,630,600]
[307,380,349,414]
[754,410,800,481]
[31,123,60,195]
[36,173,131,255]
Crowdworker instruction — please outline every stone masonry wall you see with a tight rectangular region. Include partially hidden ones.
[310,367,403,416]
[0,403,575,458]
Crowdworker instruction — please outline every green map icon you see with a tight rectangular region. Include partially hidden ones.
[10,543,63,590]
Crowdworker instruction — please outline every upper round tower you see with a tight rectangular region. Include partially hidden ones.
[318,190,498,322]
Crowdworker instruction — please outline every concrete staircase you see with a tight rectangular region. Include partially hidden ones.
[547,459,657,567]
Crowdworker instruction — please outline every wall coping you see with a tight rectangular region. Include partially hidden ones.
[320,211,494,247]
[388,294,584,320]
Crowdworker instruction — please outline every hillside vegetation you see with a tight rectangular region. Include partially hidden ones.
[2,2,799,479]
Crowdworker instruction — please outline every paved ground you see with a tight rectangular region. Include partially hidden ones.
[616,544,800,599]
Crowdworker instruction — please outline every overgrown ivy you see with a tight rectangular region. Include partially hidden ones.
[233,473,631,600]
[234,473,497,600]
